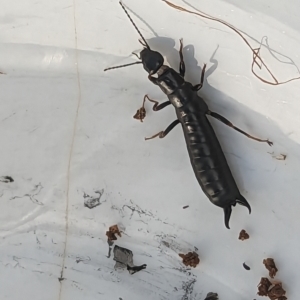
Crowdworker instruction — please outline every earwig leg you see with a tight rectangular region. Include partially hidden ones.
[134,95,171,122]
[223,206,232,229]
[148,74,158,84]
[145,119,180,140]
[236,196,251,214]
[179,39,186,77]
[207,111,273,146]
[132,52,141,59]
[192,64,207,91]
[144,94,171,111]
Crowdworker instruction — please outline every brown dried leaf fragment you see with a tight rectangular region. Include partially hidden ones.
[277,297,287,300]
[133,106,146,122]
[179,251,200,268]
[109,225,121,237]
[106,224,122,241]
[263,258,278,278]
[106,231,117,241]
[268,283,286,300]
[239,229,250,241]
[257,277,272,296]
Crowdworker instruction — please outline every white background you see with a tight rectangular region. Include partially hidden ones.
[1,0,300,299]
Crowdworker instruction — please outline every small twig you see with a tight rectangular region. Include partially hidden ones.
[163,0,300,85]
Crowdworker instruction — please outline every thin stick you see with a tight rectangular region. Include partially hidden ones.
[163,0,300,86]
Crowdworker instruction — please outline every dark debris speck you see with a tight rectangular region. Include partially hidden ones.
[204,292,218,300]
[0,176,14,183]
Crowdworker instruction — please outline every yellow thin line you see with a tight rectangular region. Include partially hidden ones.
[58,0,81,298]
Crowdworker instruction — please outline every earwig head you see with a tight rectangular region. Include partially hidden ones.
[104,2,165,74]
[140,48,164,74]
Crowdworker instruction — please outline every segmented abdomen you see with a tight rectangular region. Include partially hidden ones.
[179,111,240,205]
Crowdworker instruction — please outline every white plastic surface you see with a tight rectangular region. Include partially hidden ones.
[1,0,300,299]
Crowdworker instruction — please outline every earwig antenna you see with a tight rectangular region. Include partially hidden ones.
[119,1,150,49]
[104,61,142,72]
[104,2,150,72]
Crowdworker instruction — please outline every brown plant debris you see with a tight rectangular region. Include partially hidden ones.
[133,95,147,122]
[162,0,300,86]
[179,251,200,268]
[110,225,121,236]
[133,106,146,122]
[257,277,272,296]
[263,258,278,278]
[257,278,287,300]
[106,231,117,241]
[106,224,122,241]
[268,283,286,300]
[239,229,250,241]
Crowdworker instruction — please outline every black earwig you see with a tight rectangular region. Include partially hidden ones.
[104,1,273,229]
